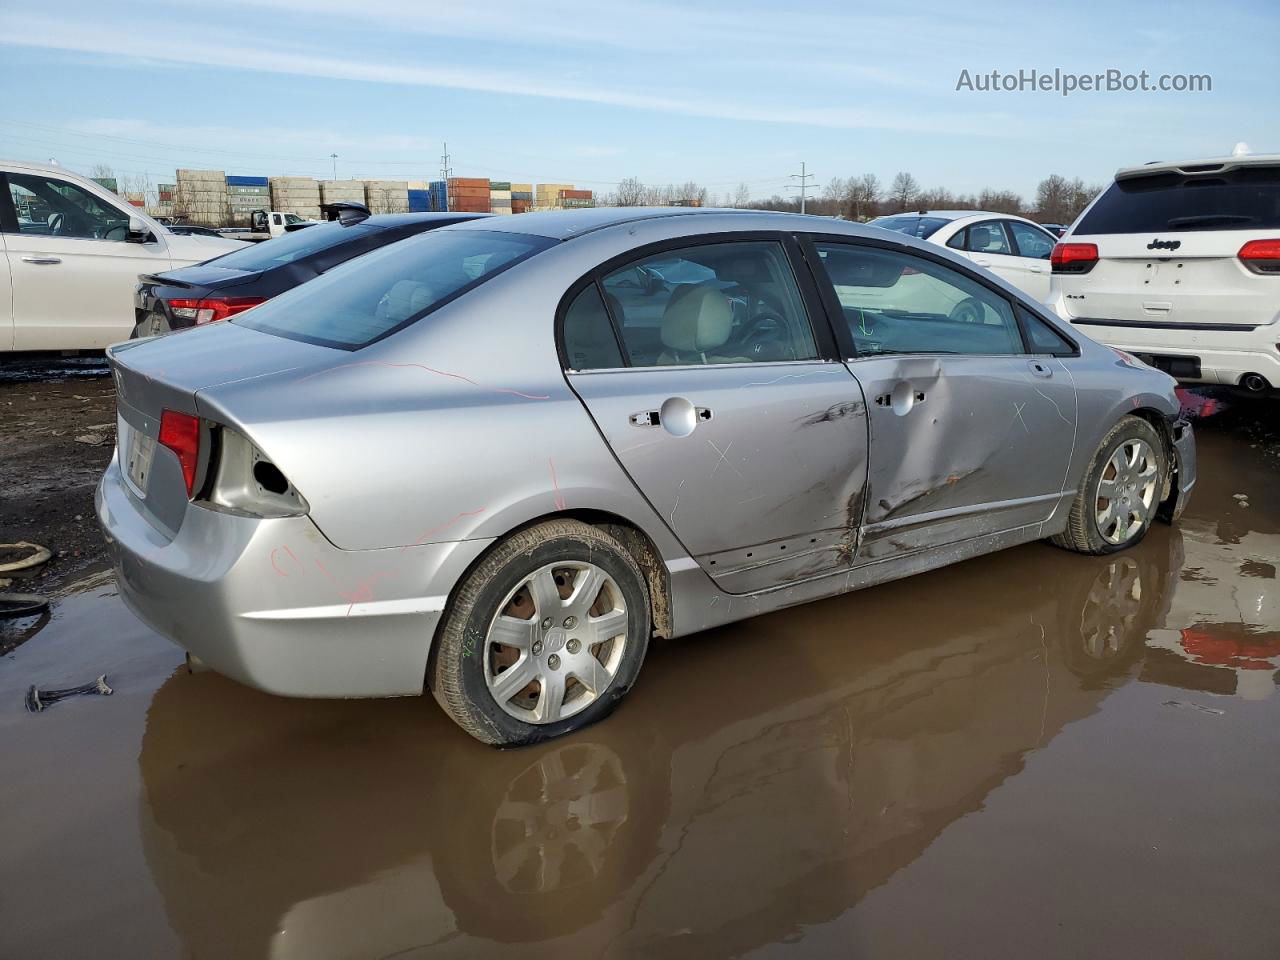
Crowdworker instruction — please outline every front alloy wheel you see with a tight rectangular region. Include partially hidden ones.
[1094,438,1159,544]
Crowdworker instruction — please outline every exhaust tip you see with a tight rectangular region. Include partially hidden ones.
[1240,373,1271,393]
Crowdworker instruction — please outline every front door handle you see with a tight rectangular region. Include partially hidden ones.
[1028,360,1053,378]
[22,256,62,265]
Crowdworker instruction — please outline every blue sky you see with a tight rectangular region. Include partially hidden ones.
[1,0,1276,202]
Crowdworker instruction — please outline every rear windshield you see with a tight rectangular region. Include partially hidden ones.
[208,221,381,271]
[233,229,555,349]
[1077,166,1280,234]
[870,216,950,239]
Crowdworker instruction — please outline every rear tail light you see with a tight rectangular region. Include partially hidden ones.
[1238,239,1280,275]
[167,295,267,325]
[1051,242,1099,274]
[158,410,201,497]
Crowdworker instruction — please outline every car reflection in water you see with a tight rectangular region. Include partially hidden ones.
[135,510,1275,959]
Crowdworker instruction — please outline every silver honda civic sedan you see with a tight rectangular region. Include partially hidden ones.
[97,208,1196,745]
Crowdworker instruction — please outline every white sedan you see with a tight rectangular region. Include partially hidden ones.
[868,211,1059,302]
[1,160,248,352]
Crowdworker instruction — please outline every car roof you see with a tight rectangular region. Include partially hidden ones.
[446,206,779,240]
[876,210,1021,222]
[1115,152,1280,181]
[360,212,489,228]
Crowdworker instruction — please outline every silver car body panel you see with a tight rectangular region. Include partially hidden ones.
[99,208,1195,699]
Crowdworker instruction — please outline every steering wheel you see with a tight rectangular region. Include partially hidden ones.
[46,212,64,235]
[734,309,791,358]
[949,297,985,324]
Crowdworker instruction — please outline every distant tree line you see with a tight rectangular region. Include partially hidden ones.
[745,172,1104,225]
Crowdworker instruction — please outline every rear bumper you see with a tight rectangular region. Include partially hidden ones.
[1054,310,1280,386]
[95,454,492,697]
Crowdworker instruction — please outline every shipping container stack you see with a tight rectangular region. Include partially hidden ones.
[91,177,119,194]
[490,181,513,215]
[269,176,322,221]
[152,183,176,219]
[429,181,448,212]
[175,169,229,226]
[447,177,491,213]
[406,181,431,213]
[559,188,595,209]
[320,179,366,209]
[510,182,533,215]
[363,180,410,215]
[534,183,573,211]
[225,175,271,226]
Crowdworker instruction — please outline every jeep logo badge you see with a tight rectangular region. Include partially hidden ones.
[1147,238,1182,251]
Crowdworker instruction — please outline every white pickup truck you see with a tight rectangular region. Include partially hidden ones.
[1,159,249,351]
[217,210,321,243]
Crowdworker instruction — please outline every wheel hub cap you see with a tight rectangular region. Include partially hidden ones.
[1094,438,1159,545]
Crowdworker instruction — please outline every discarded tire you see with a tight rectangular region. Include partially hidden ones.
[0,542,52,574]
[0,594,50,619]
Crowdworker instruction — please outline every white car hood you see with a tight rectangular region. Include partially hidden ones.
[165,232,251,264]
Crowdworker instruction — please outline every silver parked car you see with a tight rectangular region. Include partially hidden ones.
[97,208,1196,745]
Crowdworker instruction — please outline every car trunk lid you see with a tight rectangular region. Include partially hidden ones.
[106,322,338,539]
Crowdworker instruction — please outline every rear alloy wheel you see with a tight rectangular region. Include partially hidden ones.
[1051,416,1167,555]
[430,520,651,746]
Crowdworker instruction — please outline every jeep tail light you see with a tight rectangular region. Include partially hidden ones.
[168,295,267,325]
[1238,239,1280,275]
[1050,242,1099,274]
[159,410,201,497]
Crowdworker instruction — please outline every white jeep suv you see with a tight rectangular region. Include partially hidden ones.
[1047,148,1280,393]
[1,160,248,352]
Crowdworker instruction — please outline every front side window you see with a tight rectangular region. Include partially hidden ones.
[1008,221,1055,259]
[234,229,554,349]
[813,242,1022,357]
[4,173,131,240]
[598,240,818,367]
[962,221,1012,255]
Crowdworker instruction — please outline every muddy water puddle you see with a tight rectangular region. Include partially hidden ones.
[1,394,1277,959]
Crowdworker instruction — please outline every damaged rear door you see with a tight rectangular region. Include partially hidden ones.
[561,235,868,593]
[804,237,1077,560]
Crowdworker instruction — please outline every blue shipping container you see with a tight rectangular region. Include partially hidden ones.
[226,175,270,187]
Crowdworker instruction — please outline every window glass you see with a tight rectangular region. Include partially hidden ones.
[599,241,818,367]
[562,284,624,370]
[1020,307,1075,355]
[5,173,131,240]
[963,221,1011,255]
[1076,167,1280,234]
[1007,220,1055,259]
[870,216,950,239]
[234,229,554,349]
[208,221,379,271]
[814,243,1022,357]
[945,229,966,250]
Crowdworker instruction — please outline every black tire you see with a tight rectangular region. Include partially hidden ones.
[1051,415,1167,555]
[429,519,651,746]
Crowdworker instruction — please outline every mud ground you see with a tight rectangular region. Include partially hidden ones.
[0,370,1277,959]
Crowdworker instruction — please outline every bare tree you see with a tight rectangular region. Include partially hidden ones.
[733,182,751,208]
[888,172,920,212]
[977,188,1023,214]
[615,176,645,206]
[673,181,708,207]
[917,186,955,210]
[1034,174,1073,223]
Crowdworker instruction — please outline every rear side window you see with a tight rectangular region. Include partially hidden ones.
[234,230,554,349]
[1019,308,1075,356]
[562,284,624,370]
[210,222,380,271]
[871,216,950,239]
[1076,166,1280,234]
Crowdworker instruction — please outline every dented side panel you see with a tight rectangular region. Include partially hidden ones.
[568,361,869,593]
[846,354,1077,559]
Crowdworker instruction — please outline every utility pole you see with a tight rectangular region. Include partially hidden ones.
[329,153,338,179]
[440,142,452,212]
[788,161,815,214]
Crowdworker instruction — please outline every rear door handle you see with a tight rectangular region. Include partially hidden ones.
[22,256,62,265]
[1028,360,1053,378]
